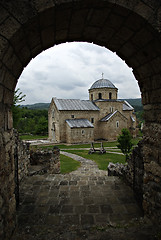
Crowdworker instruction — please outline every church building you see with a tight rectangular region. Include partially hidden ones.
[48,77,136,144]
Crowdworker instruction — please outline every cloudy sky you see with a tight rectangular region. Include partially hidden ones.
[17,42,141,105]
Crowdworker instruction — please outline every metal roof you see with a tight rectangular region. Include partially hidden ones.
[53,98,99,111]
[89,79,117,90]
[123,100,134,111]
[100,110,127,122]
[66,119,94,128]
[131,115,135,122]
[100,111,118,122]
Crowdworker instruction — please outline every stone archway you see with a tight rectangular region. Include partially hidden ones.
[0,0,161,239]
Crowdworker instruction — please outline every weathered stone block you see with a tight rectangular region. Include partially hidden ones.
[144,161,161,177]
[41,26,55,50]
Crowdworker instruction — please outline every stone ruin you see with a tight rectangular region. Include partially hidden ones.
[30,146,60,175]
[0,130,60,239]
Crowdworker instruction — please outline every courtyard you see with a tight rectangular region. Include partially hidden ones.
[11,152,155,240]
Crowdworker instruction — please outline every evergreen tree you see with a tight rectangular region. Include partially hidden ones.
[117,128,133,161]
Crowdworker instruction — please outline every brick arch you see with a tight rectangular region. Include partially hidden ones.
[1,0,161,239]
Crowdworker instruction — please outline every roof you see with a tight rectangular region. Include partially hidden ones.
[66,119,94,128]
[123,100,134,111]
[100,110,127,122]
[131,115,135,122]
[89,78,117,90]
[100,110,118,122]
[53,98,99,111]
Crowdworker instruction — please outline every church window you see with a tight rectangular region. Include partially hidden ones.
[52,123,55,131]
[98,93,102,99]
[91,118,94,123]
[81,129,85,135]
[116,121,119,128]
[91,94,93,101]
[71,115,74,118]
[109,92,112,99]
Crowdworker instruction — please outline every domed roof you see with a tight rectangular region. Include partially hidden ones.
[89,78,117,90]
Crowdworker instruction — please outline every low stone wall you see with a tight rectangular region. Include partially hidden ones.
[108,141,144,209]
[30,147,60,174]
[0,129,61,240]
[13,131,30,182]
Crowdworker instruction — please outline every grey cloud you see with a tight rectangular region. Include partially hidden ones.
[17,42,141,104]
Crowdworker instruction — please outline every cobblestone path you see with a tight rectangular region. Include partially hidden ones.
[11,152,156,240]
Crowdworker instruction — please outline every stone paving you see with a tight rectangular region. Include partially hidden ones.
[11,152,156,240]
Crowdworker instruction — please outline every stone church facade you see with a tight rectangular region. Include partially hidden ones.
[48,78,136,144]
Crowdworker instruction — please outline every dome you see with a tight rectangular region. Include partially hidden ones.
[89,78,117,90]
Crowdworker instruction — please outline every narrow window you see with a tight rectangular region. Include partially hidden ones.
[91,94,93,101]
[71,115,74,119]
[52,110,54,118]
[81,129,85,135]
[98,93,102,99]
[116,121,119,128]
[109,92,112,99]
[110,107,113,113]
[91,118,94,123]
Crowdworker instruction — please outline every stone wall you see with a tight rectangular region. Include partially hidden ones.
[108,141,144,209]
[89,87,118,101]
[127,141,144,207]
[30,147,60,174]
[0,129,30,240]
[66,124,94,144]
[142,123,161,224]
[0,129,16,240]
[0,128,60,240]
[13,131,30,182]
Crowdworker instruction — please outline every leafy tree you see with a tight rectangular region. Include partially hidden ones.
[35,116,48,135]
[16,108,48,135]
[12,88,26,128]
[117,128,133,161]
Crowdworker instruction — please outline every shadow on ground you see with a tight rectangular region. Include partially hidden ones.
[11,152,156,240]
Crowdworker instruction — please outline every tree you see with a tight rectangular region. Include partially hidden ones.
[117,128,133,161]
[12,88,26,128]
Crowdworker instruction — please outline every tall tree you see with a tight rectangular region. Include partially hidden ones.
[117,128,133,161]
[12,88,26,128]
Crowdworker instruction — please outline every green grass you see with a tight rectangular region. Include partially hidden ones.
[39,141,122,150]
[60,154,81,174]
[65,150,126,170]
[33,137,141,150]
[19,135,48,140]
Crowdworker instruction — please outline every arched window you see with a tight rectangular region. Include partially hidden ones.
[98,93,102,99]
[110,107,113,112]
[81,129,85,135]
[109,92,112,99]
[91,94,93,101]
[91,118,94,123]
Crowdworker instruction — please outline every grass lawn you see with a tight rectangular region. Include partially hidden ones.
[32,137,141,150]
[65,150,126,170]
[60,154,81,174]
[39,141,118,150]
[20,135,48,140]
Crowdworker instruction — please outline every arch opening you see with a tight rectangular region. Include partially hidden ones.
[1,1,161,239]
